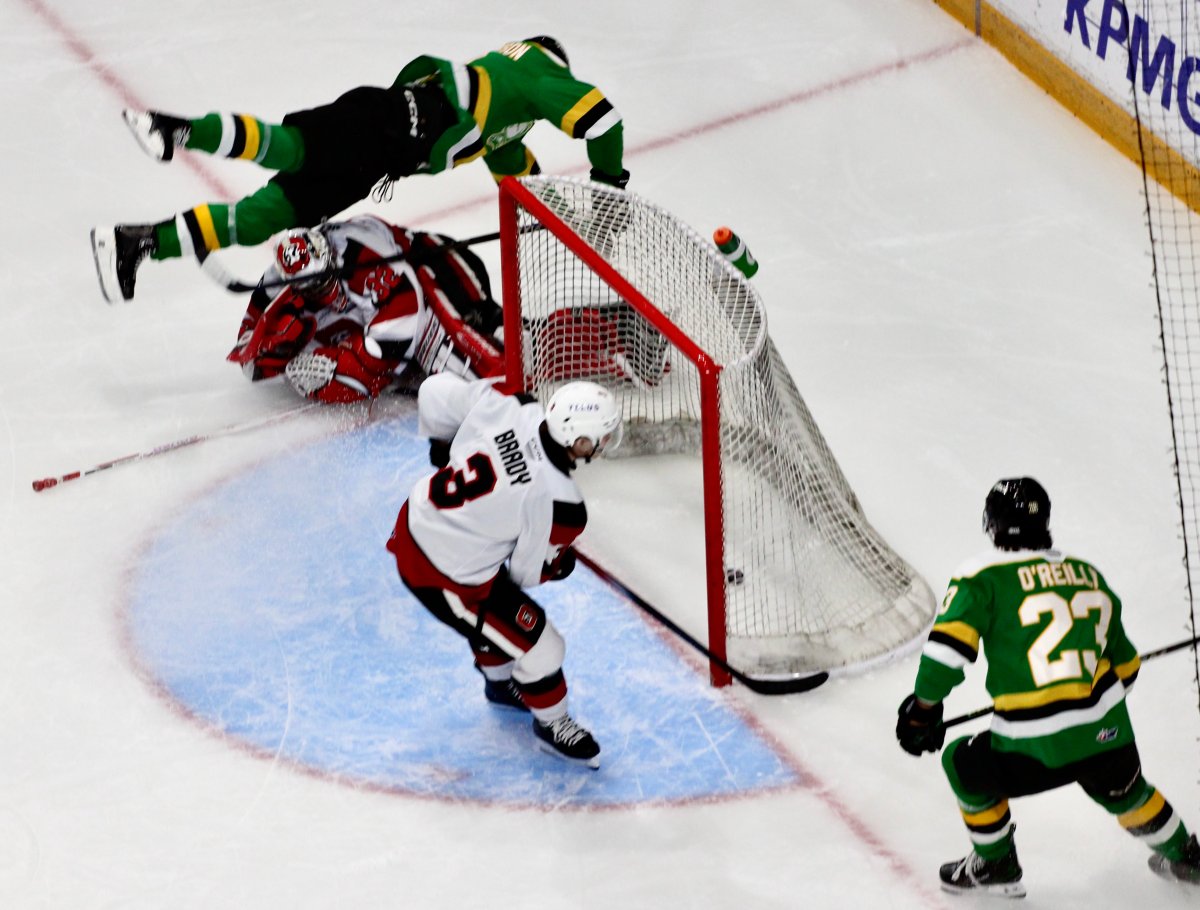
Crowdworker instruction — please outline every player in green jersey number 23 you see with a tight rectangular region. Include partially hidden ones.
[895,477,1200,897]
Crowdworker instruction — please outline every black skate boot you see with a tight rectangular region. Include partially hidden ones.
[483,677,529,713]
[939,845,1025,898]
[122,109,191,162]
[1148,833,1200,885]
[532,714,600,769]
[90,224,158,303]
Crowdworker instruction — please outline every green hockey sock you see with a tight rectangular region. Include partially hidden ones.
[152,183,297,261]
[1112,786,1190,861]
[185,113,305,171]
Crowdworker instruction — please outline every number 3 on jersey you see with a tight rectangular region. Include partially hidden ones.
[429,453,497,509]
[1019,590,1113,686]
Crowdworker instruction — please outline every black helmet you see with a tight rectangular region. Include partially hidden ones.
[983,477,1052,550]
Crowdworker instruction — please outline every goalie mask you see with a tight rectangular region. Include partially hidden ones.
[983,477,1052,551]
[274,228,343,308]
[545,381,623,460]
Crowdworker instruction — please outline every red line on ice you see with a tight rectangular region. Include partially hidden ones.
[40,2,964,899]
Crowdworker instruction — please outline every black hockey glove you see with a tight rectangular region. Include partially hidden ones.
[589,167,631,236]
[895,694,945,756]
[429,439,451,468]
[547,548,577,581]
[590,166,630,191]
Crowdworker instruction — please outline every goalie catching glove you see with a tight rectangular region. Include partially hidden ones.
[285,334,395,403]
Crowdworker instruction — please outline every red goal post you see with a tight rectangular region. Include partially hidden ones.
[498,175,935,687]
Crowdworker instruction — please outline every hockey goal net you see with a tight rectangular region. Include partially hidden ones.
[498,175,935,685]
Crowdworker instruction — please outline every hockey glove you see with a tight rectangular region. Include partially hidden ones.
[589,167,631,237]
[590,166,630,191]
[429,439,452,468]
[284,335,395,404]
[542,547,577,583]
[895,694,945,756]
[553,547,577,580]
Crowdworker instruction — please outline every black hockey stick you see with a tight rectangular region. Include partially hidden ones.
[941,633,1200,729]
[202,223,543,295]
[575,551,830,695]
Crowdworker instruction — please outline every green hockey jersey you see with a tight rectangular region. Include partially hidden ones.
[914,548,1142,768]
[394,38,624,180]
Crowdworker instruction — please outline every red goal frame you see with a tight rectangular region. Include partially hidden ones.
[497,177,734,686]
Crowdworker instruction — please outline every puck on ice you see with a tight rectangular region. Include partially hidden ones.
[725,567,744,585]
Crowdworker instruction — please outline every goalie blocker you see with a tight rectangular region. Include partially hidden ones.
[228,215,505,402]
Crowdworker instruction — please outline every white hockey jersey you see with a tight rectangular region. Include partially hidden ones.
[282,214,428,356]
[399,375,586,590]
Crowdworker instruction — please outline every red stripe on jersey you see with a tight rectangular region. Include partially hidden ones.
[472,648,511,668]
[386,502,497,602]
[480,608,540,654]
[520,676,568,711]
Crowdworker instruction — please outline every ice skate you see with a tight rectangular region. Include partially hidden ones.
[90,224,158,303]
[1148,833,1200,885]
[483,677,529,713]
[122,109,191,162]
[532,714,600,769]
[939,847,1025,898]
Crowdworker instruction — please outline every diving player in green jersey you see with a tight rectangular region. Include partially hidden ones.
[90,36,628,303]
[896,478,1200,897]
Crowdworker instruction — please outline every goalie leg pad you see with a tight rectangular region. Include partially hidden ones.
[413,268,505,379]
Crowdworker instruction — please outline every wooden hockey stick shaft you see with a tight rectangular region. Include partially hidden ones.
[31,404,317,493]
[942,632,1200,729]
[575,551,829,695]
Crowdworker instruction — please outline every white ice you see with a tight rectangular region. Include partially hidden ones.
[1,0,1198,907]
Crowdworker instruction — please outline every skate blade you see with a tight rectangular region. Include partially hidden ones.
[89,227,121,304]
[940,880,1026,899]
[534,739,601,770]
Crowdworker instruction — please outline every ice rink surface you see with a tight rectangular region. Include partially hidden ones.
[2,0,1199,907]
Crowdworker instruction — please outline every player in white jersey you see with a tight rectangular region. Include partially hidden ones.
[386,375,623,767]
[228,214,505,402]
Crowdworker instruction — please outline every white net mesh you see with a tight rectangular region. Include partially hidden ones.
[507,176,935,675]
[1129,2,1200,674]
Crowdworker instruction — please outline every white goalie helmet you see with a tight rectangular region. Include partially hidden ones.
[274,227,340,304]
[545,381,623,459]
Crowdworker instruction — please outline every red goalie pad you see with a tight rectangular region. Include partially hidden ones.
[285,336,396,404]
[528,304,667,386]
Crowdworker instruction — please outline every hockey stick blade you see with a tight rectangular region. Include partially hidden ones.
[942,632,1200,729]
[575,551,829,695]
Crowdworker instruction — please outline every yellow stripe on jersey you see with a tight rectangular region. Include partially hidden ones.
[471,66,492,129]
[993,659,1113,711]
[237,115,261,161]
[931,621,980,651]
[1120,790,1166,829]
[1114,654,1141,681]
[491,147,537,180]
[561,88,605,136]
[192,205,221,252]
[962,800,1010,827]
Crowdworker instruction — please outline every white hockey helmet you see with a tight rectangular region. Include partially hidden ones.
[545,381,623,459]
[274,227,340,305]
